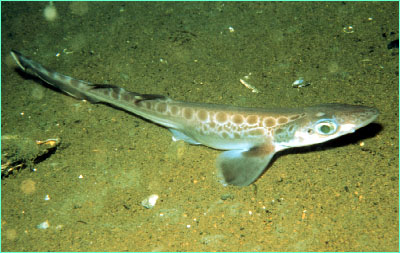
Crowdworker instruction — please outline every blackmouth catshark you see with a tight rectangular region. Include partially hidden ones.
[10,50,379,186]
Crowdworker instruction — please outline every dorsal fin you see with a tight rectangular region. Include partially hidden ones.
[134,93,167,101]
[90,84,168,103]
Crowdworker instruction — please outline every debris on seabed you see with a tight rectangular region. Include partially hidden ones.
[37,220,50,230]
[35,138,60,147]
[292,77,310,88]
[141,194,159,209]
[343,25,354,34]
[239,74,259,93]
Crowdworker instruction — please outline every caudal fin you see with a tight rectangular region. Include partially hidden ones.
[10,50,100,102]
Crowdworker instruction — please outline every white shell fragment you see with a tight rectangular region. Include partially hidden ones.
[37,220,49,229]
[292,77,310,88]
[239,79,259,93]
[141,194,159,209]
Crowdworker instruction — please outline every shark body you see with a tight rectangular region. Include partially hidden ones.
[10,50,379,186]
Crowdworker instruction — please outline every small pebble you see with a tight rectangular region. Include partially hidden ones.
[220,193,234,200]
[37,220,49,229]
[141,194,159,209]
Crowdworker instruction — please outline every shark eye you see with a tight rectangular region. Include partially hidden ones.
[315,120,338,135]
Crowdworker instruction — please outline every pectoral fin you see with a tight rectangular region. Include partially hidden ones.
[216,145,275,186]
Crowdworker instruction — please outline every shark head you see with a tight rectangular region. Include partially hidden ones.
[279,103,379,148]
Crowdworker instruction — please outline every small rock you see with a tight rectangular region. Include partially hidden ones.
[141,194,159,209]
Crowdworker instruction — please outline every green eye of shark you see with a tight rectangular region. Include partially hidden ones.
[315,120,338,135]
